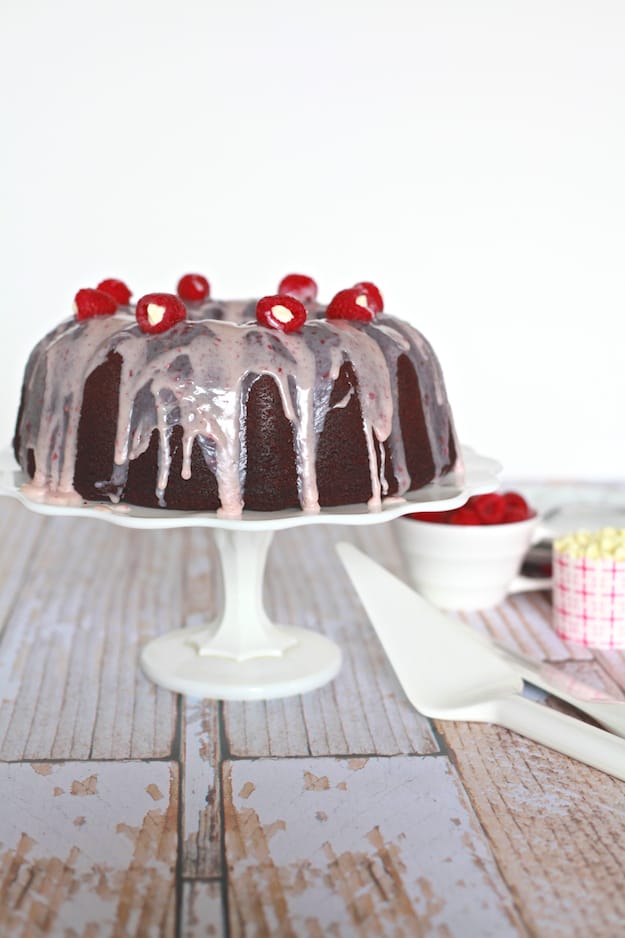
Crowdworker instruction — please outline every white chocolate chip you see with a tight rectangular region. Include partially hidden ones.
[272,304,294,323]
[147,303,166,326]
[555,527,625,560]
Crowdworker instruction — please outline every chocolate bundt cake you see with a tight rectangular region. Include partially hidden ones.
[13,273,461,517]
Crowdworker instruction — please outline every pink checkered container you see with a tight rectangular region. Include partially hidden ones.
[553,549,625,648]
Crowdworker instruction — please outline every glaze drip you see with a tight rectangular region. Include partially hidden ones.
[14,300,461,516]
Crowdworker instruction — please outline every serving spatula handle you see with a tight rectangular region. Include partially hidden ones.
[477,694,625,782]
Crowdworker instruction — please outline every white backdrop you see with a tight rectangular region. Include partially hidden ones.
[2,0,625,479]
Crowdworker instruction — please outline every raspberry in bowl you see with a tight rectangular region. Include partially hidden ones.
[396,491,541,610]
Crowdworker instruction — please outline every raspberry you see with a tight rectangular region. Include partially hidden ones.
[326,287,376,322]
[408,492,534,527]
[74,288,118,320]
[278,273,318,302]
[353,281,384,314]
[450,506,481,525]
[503,491,530,519]
[96,278,132,305]
[136,293,187,334]
[474,493,506,524]
[502,505,530,523]
[177,273,210,302]
[256,294,307,333]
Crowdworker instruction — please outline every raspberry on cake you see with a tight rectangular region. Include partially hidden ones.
[353,281,384,314]
[177,273,210,302]
[74,288,118,320]
[135,293,187,334]
[256,294,307,332]
[96,278,133,306]
[277,273,318,302]
[326,286,378,322]
[13,274,461,516]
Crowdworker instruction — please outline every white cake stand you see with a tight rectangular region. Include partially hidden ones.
[0,446,499,700]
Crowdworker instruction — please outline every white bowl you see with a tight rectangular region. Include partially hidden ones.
[395,514,541,610]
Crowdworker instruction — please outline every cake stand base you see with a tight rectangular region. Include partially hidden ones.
[139,526,343,699]
[141,624,342,700]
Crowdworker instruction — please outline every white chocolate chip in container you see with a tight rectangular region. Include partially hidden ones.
[553,528,625,648]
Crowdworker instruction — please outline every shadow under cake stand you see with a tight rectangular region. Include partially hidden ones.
[0,447,499,700]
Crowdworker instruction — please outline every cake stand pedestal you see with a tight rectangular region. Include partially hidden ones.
[0,446,499,700]
[141,527,344,700]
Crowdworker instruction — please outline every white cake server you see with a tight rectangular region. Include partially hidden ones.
[493,643,625,739]
[336,543,625,782]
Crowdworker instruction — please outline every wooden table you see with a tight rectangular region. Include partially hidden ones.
[1,484,624,937]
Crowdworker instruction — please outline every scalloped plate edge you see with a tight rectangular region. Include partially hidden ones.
[0,445,500,531]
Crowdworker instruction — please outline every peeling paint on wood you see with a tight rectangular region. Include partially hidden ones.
[146,784,164,801]
[181,881,224,938]
[223,756,523,937]
[0,488,624,936]
[70,773,98,796]
[182,697,221,878]
[303,771,330,791]
[0,760,178,937]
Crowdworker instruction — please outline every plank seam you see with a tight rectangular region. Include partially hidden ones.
[218,700,232,938]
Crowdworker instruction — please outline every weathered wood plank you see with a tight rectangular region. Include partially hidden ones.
[594,649,625,695]
[182,697,222,878]
[182,528,221,630]
[437,718,625,937]
[0,503,45,636]
[0,760,178,937]
[179,531,224,878]
[350,521,409,578]
[458,593,593,662]
[539,658,625,712]
[223,756,525,937]
[0,519,180,760]
[181,881,224,938]
[225,525,438,758]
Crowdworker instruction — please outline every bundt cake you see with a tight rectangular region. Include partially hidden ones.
[13,273,461,517]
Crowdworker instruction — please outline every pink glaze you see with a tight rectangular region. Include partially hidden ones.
[15,300,461,516]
